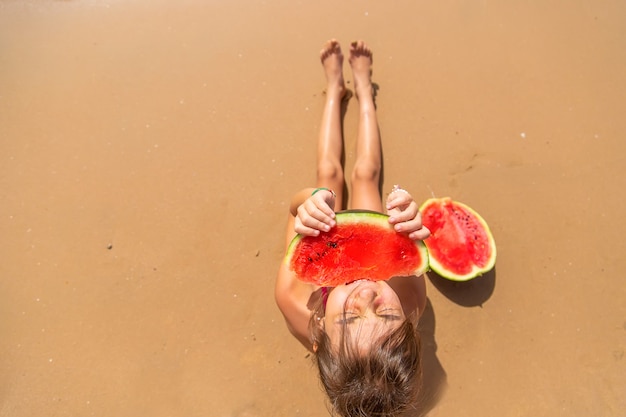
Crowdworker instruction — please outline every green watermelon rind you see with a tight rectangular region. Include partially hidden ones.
[285,210,430,285]
[419,197,497,282]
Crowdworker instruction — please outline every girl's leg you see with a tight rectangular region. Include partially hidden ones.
[317,39,346,209]
[348,41,383,212]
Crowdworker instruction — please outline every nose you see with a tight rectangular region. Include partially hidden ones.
[351,286,378,310]
[357,286,376,301]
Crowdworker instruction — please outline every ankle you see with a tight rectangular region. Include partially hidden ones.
[326,84,345,98]
[355,86,374,103]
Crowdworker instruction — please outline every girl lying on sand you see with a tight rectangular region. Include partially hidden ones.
[275,39,430,416]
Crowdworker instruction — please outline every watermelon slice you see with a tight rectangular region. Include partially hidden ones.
[285,210,429,287]
[420,197,496,281]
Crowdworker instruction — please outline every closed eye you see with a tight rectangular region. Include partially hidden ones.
[337,313,360,324]
[336,314,401,325]
[377,308,402,321]
[380,315,402,322]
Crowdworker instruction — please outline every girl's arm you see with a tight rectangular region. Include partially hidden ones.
[276,187,335,352]
[289,188,318,216]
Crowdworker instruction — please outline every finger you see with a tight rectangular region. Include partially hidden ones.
[386,191,413,209]
[386,195,411,210]
[393,218,422,234]
[294,216,323,236]
[388,202,419,224]
[409,226,431,241]
[295,224,321,237]
[392,209,423,231]
[312,193,336,219]
[302,217,333,232]
[298,206,334,232]
[302,201,336,228]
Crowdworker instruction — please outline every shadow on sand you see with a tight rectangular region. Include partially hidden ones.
[427,267,497,307]
[408,268,496,414]
[409,298,447,417]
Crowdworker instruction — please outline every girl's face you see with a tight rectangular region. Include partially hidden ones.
[322,280,406,352]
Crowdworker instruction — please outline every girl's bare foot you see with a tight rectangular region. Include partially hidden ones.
[348,40,373,98]
[320,39,345,98]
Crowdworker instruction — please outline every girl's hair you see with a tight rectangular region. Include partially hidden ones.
[309,304,422,417]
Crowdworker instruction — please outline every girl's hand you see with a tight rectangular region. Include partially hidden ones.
[294,189,337,236]
[386,186,430,241]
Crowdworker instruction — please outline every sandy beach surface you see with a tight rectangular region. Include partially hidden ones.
[1,1,625,416]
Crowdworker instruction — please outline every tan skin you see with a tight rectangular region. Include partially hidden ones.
[275,40,430,352]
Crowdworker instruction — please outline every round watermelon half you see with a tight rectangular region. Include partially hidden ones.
[419,197,496,281]
[285,210,429,287]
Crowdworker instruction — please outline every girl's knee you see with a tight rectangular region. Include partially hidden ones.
[351,160,380,184]
[317,160,343,184]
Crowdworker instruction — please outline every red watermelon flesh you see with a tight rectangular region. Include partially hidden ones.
[285,210,429,287]
[420,198,496,281]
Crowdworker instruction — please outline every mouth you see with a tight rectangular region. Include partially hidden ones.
[345,279,381,296]
[345,279,374,286]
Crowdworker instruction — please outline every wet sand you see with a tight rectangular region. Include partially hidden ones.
[1,1,625,416]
